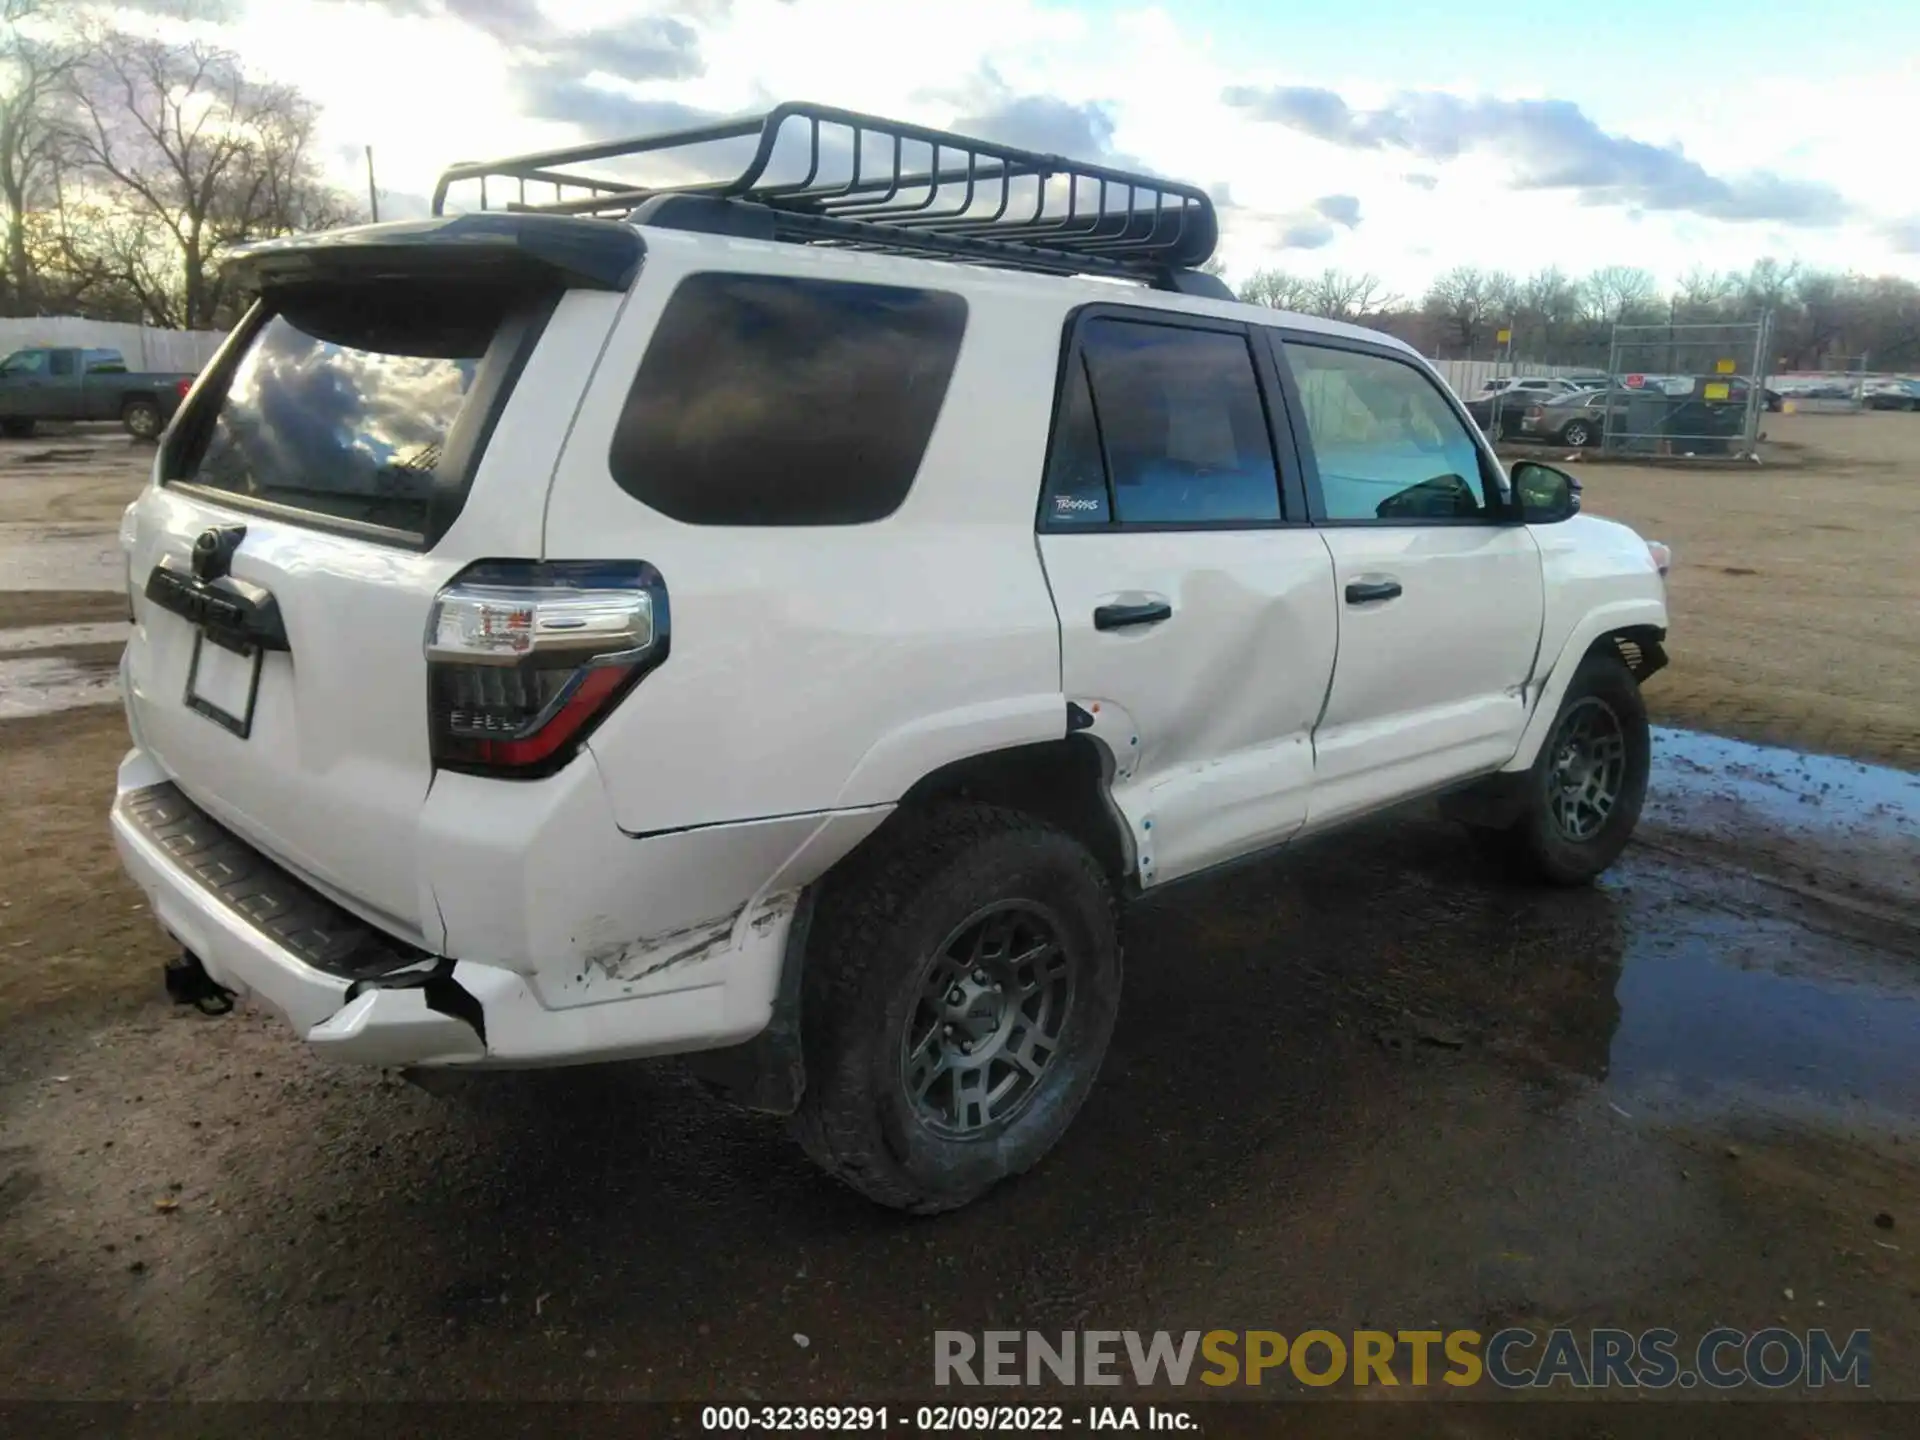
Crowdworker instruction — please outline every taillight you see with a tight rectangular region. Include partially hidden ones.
[425,560,669,778]
[175,378,192,399]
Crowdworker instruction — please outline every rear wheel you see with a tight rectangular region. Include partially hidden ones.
[122,399,161,440]
[1561,419,1593,447]
[793,803,1120,1212]
[1468,651,1650,885]
[0,418,34,439]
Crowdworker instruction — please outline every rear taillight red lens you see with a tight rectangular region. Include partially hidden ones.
[176,378,192,399]
[425,560,669,779]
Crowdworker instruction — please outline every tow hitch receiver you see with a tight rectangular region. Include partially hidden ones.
[164,951,235,1015]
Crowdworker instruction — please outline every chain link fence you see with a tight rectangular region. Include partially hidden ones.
[1597,318,1773,458]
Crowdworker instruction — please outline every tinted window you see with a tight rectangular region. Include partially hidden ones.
[1072,318,1280,525]
[610,273,966,526]
[47,349,76,376]
[1282,342,1492,522]
[1041,356,1110,525]
[180,283,506,536]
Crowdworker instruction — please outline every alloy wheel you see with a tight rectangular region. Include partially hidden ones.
[900,900,1076,1137]
[1546,697,1627,842]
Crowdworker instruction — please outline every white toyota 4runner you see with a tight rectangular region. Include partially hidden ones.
[111,104,1671,1212]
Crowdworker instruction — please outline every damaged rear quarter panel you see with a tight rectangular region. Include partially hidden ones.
[419,759,889,1012]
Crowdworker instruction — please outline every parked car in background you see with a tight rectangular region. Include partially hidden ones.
[1468,376,1587,437]
[0,346,197,440]
[1518,379,1768,449]
[1518,390,1621,447]
[1864,379,1920,411]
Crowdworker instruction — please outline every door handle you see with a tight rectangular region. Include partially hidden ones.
[1344,579,1403,605]
[1093,600,1173,631]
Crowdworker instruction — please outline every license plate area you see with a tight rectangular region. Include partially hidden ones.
[184,630,263,738]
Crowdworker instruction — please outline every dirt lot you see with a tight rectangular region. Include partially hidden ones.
[1562,411,1920,769]
[2,420,1919,1426]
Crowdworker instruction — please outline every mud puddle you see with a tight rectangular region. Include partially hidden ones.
[1644,726,1920,908]
[1606,868,1920,1131]
[0,532,126,591]
[0,653,122,719]
[0,620,129,653]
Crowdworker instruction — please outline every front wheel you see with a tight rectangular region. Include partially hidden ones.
[792,803,1120,1213]
[1471,651,1650,885]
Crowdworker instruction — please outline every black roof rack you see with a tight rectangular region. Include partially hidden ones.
[431,101,1224,291]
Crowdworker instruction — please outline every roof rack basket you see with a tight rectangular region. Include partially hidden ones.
[431,101,1222,289]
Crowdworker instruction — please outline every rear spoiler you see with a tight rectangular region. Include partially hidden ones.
[223,212,645,294]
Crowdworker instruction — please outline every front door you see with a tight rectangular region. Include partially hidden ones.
[0,349,47,418]
[1036,311,1338,886]
[1269,334,1545,831]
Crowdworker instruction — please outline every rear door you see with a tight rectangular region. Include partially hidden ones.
[1036,309,1338,886]
[121,249,631,942]
[44,348,85,419]
[1270,334,1545,830]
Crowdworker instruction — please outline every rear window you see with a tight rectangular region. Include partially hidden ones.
[174,283,523,539]
[608,272,967,526]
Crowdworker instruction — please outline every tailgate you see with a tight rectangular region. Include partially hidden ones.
[122,219,636,941]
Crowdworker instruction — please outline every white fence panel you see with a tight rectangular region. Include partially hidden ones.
[1430,358,1591,396]
[0,316,227,373]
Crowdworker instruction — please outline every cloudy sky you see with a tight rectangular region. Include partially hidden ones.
[148,0,1920,293]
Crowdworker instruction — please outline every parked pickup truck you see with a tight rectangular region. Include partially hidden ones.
[0,345,196,440]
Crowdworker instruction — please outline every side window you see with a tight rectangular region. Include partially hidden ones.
[1281,341,1494,523]
[609,272,967,526]
[47,349,76,377]
[1041,356,1111,525]
[1065,317,1281,526]
[0,350,47,376]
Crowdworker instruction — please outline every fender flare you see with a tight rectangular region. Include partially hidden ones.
[1503,599,1668,772]
[829,692,1073,809]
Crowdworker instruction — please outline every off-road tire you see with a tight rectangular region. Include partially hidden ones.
[792,802,1120,1213]
[1475,650,1650,885]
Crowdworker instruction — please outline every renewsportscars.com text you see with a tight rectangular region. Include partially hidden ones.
[933,1328,1871,1390]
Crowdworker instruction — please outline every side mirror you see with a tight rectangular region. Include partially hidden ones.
[1512,460,1581,524]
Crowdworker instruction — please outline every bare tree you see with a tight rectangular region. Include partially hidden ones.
[1577,266,1660,326]
[1421,265,1516,355]
[0,0,83,314]
[61,28,354,328]
[1306,268,1398,321]
[1238,267,1316,311]
[1672,266,1737,321]
[1737,257,1800,317]
[1513,265,1579,340]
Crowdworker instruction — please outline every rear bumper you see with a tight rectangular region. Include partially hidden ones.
[110,748,888,1068]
